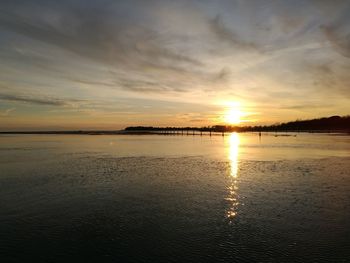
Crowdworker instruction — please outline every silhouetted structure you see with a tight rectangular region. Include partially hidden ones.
[125,115,350,134]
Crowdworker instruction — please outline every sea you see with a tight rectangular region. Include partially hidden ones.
[0,132,349,262]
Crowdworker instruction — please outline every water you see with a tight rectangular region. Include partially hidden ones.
[0,133,349,262]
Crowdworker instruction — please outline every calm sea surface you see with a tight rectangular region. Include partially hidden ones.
[0,133,349,262]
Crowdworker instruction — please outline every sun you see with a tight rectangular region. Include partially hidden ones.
[224,108,242,125]
[217,100,247,125]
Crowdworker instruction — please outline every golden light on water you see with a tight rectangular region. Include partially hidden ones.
[226,132,240,219]
[228,132,240,178]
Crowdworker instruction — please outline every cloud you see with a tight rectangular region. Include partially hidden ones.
[320,25,350,58]
[208,15,259,51]
[279,103,334,110]
[0,1,210,94]
[69,78,116,87]
[0,107,15,116]
[301,62,350,98]
[0,93,83,106]
[0,1,202,67]
[212,67,230,82]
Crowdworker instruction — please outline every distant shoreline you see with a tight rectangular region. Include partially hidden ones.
[1,115,349,135]
[0,130,349,135]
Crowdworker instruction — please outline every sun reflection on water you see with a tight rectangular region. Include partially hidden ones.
[228,133,240,178]
[226,132,240,220]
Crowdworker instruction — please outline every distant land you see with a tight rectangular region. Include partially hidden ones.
[0,115,349,135]
[124,115,350,134]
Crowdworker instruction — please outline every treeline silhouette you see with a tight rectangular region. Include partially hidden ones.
[125,115,350,133]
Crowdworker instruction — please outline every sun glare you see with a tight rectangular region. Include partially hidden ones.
[225,108,242,125]
[218,101,245,125]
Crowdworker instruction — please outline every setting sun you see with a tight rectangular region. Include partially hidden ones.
[224,108,242,125]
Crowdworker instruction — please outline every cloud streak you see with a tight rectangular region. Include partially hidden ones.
[0,107,15,116]
[0,93,84,106]
[209,15,260,51]
[321,25,350,58]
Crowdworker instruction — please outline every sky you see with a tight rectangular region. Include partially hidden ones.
[0,0,350,131]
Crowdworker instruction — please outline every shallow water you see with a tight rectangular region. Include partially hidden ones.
[0,133,349,262]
